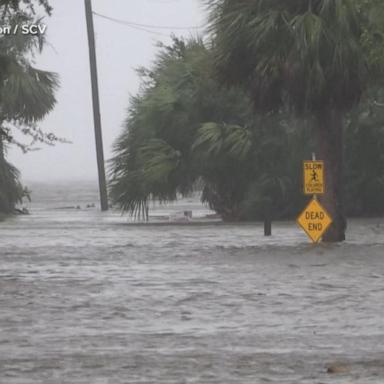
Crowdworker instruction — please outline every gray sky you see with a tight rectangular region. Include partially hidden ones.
[8,0,205,182]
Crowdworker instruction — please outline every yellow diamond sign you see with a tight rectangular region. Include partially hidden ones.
[297,198,333,243]
[303,161,324,195]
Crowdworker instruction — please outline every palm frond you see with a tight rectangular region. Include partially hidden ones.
[206,0,377,113]
[139,139,181,184]
[1,64,58,122]
[192,122,224,155]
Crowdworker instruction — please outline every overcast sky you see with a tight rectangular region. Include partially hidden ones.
[8,0,206,182]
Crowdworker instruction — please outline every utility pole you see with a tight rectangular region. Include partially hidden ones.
[84,0,109,211]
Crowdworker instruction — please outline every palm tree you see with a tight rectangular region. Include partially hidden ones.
[110,37,265,221]
[207,0,384,241]
[345,87,384,216]
[111,37,310,223]
[0,0,52,15]
[192,121,254,220]
[0,1,58,212]
[0,3,58,131]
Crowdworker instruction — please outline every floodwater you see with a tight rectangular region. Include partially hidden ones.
[0,182,383,383]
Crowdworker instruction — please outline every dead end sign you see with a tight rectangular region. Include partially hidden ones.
[303,161,324,195]
[297,198,333,243]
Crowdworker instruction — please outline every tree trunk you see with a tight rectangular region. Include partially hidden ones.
[264,217,272,236]
[263,201,272,236]
[315,110,346,242]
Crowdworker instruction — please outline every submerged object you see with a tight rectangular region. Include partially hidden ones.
[326,363,350,374]
[14,208,30,215]
[169,210,192,223]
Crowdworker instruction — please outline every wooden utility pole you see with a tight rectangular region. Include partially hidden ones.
[85,0,109,211]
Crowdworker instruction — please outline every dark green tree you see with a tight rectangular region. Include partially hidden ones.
[110,38,306,223]
[206,0,384,241]
[345,87,384,216]
[110,38,262,220]
[0,0,58,213]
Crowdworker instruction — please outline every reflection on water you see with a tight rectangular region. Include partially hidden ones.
[1,182,384,383]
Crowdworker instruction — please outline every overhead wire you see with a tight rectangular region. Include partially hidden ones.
[107,20,171,37]
[92,11,203,32]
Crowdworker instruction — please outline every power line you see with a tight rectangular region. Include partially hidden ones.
[115,23,171,37]
[93,11,203,31]
[93,14,171,37]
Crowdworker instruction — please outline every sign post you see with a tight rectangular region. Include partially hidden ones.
[297,154,332,243]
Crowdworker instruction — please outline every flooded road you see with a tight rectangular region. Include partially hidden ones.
[0,182,383,383]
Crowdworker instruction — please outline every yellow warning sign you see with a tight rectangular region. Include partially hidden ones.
[297,198,333,243]
[303,161,324,195]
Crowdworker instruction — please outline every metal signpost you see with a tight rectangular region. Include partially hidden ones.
[297,154,333,243]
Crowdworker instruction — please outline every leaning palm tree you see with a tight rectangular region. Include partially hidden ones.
[110,37,257,221]
[207,0,384,241]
